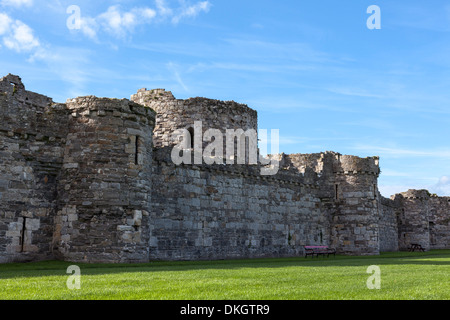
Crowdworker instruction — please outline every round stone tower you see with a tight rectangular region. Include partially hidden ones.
[331,154,381,255]
[54,96,156,263]
[130,89,258,154]
[394,189,431,251]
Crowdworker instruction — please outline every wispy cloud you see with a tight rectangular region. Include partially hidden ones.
[352,144,450,159]
[98,6,157,39]
[155,0,173,17]
[327,87,384,99]
[221,38,332,63]
[171,1,211,24]
[167,62,189,92]
[73,1,211,41]
[74,5,157,41]
[1,0,32,8]
[429,175,450,196]
[28,46,93,98]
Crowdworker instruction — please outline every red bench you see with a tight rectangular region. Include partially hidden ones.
[304,246,336,258]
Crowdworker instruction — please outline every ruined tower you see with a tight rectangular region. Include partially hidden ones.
[394,190,432,251]
[331,155,381,255]
[54,96,156,263]
[130,88,258,151]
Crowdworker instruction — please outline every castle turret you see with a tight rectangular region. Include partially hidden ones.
[54,96,156,263]
[331,154,381,255]
[394,189,432,251]
[130,89,258,161]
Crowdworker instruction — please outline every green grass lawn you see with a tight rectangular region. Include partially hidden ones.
[0,250,449,300]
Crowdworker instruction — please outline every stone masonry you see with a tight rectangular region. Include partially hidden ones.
[0,74,449,263]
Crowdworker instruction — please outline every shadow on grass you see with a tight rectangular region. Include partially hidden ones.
[0,250,449,280]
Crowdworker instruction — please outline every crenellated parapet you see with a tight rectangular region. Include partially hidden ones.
[333,154,380,176]
[396,189,431,200]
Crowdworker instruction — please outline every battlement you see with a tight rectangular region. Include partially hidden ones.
[278,152,380,176]
[0,74,53,107]
[131,88,256,118]
[0,74,25,92]
[275,152,333,176]
[333,154,380,176]
[131,88,176,105]
[66,96,156,123]
[183,97,258,118]
[397,189,431,200]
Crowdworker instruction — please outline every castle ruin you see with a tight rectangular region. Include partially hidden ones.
[1,74,449,263]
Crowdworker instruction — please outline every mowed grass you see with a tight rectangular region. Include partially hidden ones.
[0,250,449,300]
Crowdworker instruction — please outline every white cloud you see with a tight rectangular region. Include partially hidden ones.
[72,1,211,40]
[78,5,157,39]
[0,12,12,35]
[98,6,136,38]
[78,16,98,41]
[155,0,173,17]
[3,20,39,51]
[141,8,158,20]
[1,0,33,7]
[172,1,211,24]
[0,12,39,52]
[429,175,450,196]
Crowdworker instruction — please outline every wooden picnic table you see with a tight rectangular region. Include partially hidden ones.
[408,243,425,252]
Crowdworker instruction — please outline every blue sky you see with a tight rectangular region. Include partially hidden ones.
[1,0,450,197]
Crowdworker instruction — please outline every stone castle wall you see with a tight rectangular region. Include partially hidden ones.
[0,74,449,263]
[377,196,400,252]
[149,148,331,260]
[0,74,68,263]
[0,75,156,263]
